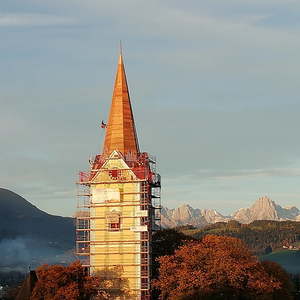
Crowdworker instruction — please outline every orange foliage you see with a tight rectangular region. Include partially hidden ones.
[154,235,283,299]
[30,261,107,300]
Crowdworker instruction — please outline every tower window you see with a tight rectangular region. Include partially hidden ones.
[109,169,121,179]
[106,211,121,231]
[109,222,120,231]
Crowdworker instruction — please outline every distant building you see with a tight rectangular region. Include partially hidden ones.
[76,53,161,299]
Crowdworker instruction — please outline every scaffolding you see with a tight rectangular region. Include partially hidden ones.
[75,152,161,299]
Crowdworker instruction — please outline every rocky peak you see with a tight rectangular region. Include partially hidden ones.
[276,205,300,219]
[161,196,300,228]
[173,204,195,219]
[250,196,278,220]
[232,196,279,223]
[161,205,206,228]
[161,205,228,228]
[200,209,229,223]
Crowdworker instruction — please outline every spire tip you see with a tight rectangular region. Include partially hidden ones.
[118,41,123,64]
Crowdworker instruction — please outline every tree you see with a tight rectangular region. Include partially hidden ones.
[264,245,272,255]
[154,235,284,300]
[151,229,196,299]
[152,229,196,279]
[185,220,300,256]
[30,261,108,300]
[261,261,294,300]
[291,273,300,298]
[94,266,130,299]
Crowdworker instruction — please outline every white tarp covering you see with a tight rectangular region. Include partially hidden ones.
[136,210,148,217]
[91,188,120,203]
[130,225,148,232]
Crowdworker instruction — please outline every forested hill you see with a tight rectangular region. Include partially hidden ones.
[180,220,300,255]
[0,188,75,273]
[0,188,74,248]
[0,188,76,273]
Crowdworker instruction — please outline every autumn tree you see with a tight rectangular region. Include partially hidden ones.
[154,235,287,300]
[30,261,108,300]
[152,229,196,278]
[151,229,197,300]
[94,266,130,299]
[261,261,294,300]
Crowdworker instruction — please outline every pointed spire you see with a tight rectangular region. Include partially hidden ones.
[102,51,140,157]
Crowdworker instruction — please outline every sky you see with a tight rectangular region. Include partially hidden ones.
[1,0,300,216]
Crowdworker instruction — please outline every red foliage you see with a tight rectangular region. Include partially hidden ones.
[30,261,107,300]
[154,235,283,299]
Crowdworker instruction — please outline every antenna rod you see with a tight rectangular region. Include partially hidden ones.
[119,40,122,56]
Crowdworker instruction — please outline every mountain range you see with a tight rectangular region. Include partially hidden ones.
[161,196,300,228]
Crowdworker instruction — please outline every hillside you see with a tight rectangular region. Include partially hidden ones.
[0,188,75,272]
[262,250,300,274]
[0,188,74,246]
[180,220,300,255]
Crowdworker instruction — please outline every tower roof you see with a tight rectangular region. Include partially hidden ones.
[102,54,140,156]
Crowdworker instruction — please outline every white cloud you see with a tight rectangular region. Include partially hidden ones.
[0,13,76,27]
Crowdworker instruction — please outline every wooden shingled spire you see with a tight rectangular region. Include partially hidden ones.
[102,53,140,157]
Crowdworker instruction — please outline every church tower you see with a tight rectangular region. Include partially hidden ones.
[76,53,161,300]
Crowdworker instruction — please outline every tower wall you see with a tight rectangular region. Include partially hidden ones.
[90,163,142,296]
[76,151,160,299]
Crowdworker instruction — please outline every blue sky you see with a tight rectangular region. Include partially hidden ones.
[1,0,300,216]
